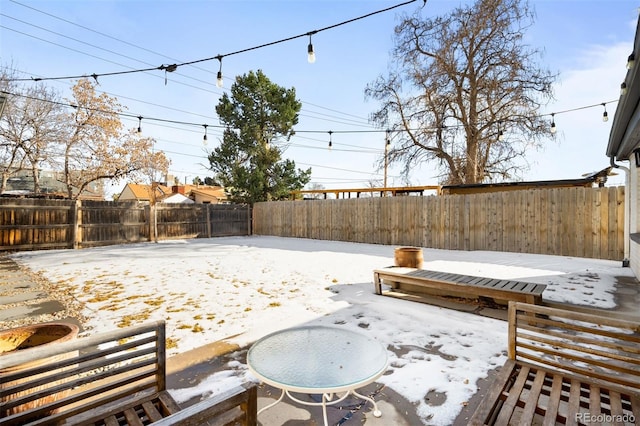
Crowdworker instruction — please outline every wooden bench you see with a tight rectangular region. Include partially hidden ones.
[373,267,546,306]
[0,320,257,425]
[469,302,640,425]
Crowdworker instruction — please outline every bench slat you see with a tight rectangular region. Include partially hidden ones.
[494,364,530,425]
[631,393,640,424]
[517,368,546,426]
[588,385,601,421]
[142,400,164,422]
[152,385,257,426]
[467,360,519,425]
[124,407,145,426]
[610,390,626,426]
[542,374,564,426]
[104,415,119,426]
[158,391,181,415]
[565,379,581,426]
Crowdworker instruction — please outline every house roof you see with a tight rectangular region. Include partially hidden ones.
[162,193,194,204]
[606,15,640,160]
[187,186,227,199]
[121,183,171,201]
[441,168,611,195]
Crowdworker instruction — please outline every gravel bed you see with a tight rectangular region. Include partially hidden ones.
[0,263,89,332]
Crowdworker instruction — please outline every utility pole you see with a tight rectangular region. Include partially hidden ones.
[384,130,390,193]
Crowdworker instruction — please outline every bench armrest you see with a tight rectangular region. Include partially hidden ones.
[153,384,257,426]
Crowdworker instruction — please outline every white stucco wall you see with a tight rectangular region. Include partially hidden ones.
[630,156,640,277]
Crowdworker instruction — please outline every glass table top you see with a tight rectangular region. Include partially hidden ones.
[247,325,388,392]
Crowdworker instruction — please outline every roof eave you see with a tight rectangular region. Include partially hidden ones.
[607,15,640,161]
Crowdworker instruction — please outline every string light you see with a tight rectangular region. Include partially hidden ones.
[497,121,504,141]
[137,116,142,133]
[163,64,177,85]
[307,33,316,64]
[1,89,620,143]
[7,0,418,84]
[602,103,608,122]
[627,53,635,70]
[216,56,223,88]
[621,82,628,96]
[550,113,556,134]
[203,124,208,141]
[328,130,333,149]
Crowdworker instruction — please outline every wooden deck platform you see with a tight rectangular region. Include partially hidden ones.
[373,267,546,306]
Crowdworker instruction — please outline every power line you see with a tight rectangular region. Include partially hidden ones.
[8,0,214,75]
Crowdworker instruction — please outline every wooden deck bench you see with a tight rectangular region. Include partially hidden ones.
[469,302,640,425]
[0,320,257,425]
[373,267,546,306]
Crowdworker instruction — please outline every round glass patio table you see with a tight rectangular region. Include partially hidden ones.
[247,325,388,426]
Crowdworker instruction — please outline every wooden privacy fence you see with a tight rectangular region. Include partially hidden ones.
[0,198,251,251]
[253,186,625,261]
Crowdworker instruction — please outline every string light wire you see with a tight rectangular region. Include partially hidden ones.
[1,89,618,141]
[6,0,420,83]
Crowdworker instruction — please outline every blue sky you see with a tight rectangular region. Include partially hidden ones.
[1,0,638,195]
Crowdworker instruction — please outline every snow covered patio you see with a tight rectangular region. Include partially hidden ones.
[10,236,638,426]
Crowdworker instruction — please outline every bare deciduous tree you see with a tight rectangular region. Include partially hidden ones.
[366,0,556,184]
[0,67,64,194]
[62,79,170,199]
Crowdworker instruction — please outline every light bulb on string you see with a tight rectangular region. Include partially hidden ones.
[203,124,208,141]
[550,113,557,134]
[137,116,142,133]
[328,130,333,149]
[621,82,628,96]
[602,103,608,122]
[628,53,635,70]
[216,56,224,88]
[307,34,316,64]
[497,121,504,141]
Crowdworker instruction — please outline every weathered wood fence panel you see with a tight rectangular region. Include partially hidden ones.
[0,198,74,250]
[0,199,251,251]
[81,200,149,247]
[253,186,625,261]
[208,204,253,237]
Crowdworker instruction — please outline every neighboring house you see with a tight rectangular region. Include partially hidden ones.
[186,186,228,204]
[118,183,172,203]
[606,14,640,274]
[170,184,228,204]
[118,183,228,204]
[2,169,103,200]
[440,168,612,195]
[161,193,194,204]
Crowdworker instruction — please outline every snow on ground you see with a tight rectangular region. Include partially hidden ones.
[10,236,633,426]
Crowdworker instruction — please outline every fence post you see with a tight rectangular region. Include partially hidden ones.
[72,199,81,249]
[149,203,157,242]
[206,204,212,238]
[248,204,252,235]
